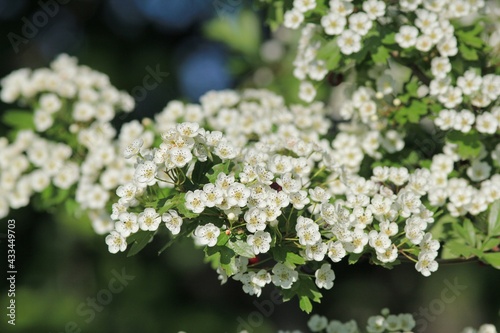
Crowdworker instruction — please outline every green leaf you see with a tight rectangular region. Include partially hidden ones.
[348,252,362,264]
[266,1,285,31]
[482,238,500,252]
[371,45,390,64]
[206,161,231,183]
[217,232,230,246]
[271,246,288,262]
[317,39,342,70]
[228,240,255,258]
[381,32,396,45]
[2,110,35,130]
[481,252,500,269]
[445,240,481,258]
[446,131,484,160]
[127,231,155,257]
[299,296,313,314]
[459,43,478,61]
[157,195,176,215]
[285,252,306,267]
[203,10,261,56]
[456,25,484,48]
[190,160,212,185]
[206,245,235,265]
[488,200,500,236]
[394,100,427,124]
[177,195,199,219]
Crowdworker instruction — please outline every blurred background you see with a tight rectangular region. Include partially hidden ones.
[0,0,499,332]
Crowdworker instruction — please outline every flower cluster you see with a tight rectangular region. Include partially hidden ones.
[104,85,476,311]
[275,309,498,333]
[0,54,145,235]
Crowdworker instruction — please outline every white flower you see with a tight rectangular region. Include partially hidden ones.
[389,167,409,186]
[453,109,475,133]
[457,69,482,95]
[138,208,161,231]
[294,0,316,12]
[105,231,127,254]
[395,25,419,48]
[344,229,368,253]
[39,93,62,113]
[227,182,251,207]
[305,241,328,261]
[475,112,498,134]
[308,314,328,332]
[134,161,157,184]
[115,212,139,237]
[437,37,458,57]
[321,12,346,35]
[73,102,95,122]
[247,230,272,254]
[368,230,391,253]
[415,251,439,277]
[297,223,321,246]
[176,122,199,137]
[435,109,457,130]
[185,190,207,214]
[162,210,183,235]
[34,109,53,132]
[467,160,491,182]
[194,223,220,247]
[298,81,317,103]
[349,12,372,36]
[362,0,386,20]
[244,207,267,233]
[329,0,354,16]
[284,9,304,29]
[169,147,193,168]
[202,183,224,207]
[337,29,362,55]
[327,241,346,262]
[116,183,137,202]
[431,57,451,79]
[214,140,237,160]
[123,138,144,159]
[438,87,463,109]
[271,263,298,289]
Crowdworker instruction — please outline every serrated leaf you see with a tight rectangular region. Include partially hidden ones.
[285,252,306,267]
[2,110,35,129]
[317,39,342,70]
[488,200,500,236]
[206,161,231,183]
[445,240,481,258]
[446,131,484,159]
[206,245,235,265]
[381,32,396,45]
[482,238,500,251]
[481,252,500,269]
[348,252,362,264]
[459,43,478,60]
[228,240,255,258]
[217,232,230,246]
[299,296,313,313]
[371,45,390,64]
[157,195,176,215]
[127,231,155,257]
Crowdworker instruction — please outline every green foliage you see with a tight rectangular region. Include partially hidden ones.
[446,131,485,160]
[127,231,156,257]
[2,110,35,130]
